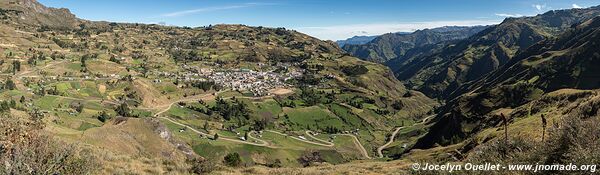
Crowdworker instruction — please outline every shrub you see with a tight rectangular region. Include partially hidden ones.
[341,65,369,76]
[0,114,98,174]
[467,116,600,175]
[297,150,325,167]
[187,157,215,174]
[224,152,242,167]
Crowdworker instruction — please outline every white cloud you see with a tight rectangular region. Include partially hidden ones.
[295,20,501,41]
[532,4,547,11]
[572,4,583,8]
[495,13,524,17]
[162,3,270,17]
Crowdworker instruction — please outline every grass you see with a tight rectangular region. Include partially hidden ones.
[283,106,345,131]
[166,105,203,119]
[160,118,346,167]
[328,103,369,130]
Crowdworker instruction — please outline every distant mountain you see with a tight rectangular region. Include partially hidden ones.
[391,6,600,99]
[342,26,488,63]
[336,35,378,47]
[413,15,600,149]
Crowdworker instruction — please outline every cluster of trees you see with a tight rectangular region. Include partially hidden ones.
[274,96,296,108]
[213,97,250,124]
[115,103,132,117]
[346,96,375,109]
[341,65,369,76]
[52,37,77,49]
[27,53,46,66]
[169,49,210,63]
[117,86,142,107]
[300,87,324,106]
[295,74,321,86]
[323,126,341,134]
[190,81,217,91]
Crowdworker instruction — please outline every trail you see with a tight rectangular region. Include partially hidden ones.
[305,131,335,146]
[334,133,371,159]
[269,130,372,159]
[266,130,334,147]
[152,91,372,159]
[152,91,224,117]
[376,115,435,158]
[159,116,273,148]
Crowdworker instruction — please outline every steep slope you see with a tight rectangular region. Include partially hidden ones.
[343,26,487,63]
[413,16,600,149]
[0,0,81,29]
[392,6,600,99]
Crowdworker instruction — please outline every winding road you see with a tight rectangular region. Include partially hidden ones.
[159,116,273,147]
[143,89,373,159]
[266,130,334,147]
[334,133,372,159]
[376,115,435,158]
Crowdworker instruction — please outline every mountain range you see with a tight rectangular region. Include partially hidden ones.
[335,35,378,47]
[342,26,488,64]
[1,0,600,174]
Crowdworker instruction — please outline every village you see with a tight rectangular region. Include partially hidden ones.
[206,68,301,96]
[152,64,304,96]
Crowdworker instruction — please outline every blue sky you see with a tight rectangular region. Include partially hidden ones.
[38,0,600,40]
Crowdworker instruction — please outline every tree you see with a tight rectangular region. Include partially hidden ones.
[392,100,404,110]
[97,111,110,123]
[223,152,241,167]
[116,103,130,117]
[213,133,219,140]
[12,61,20,74]
[19,96,25,104]
[253,118,268,131]
[4,79,16,90]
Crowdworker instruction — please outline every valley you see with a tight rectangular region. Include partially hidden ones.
[1,0,599,174]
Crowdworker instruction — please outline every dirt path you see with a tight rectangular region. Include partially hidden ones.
[153,91,223,117]
[376,127,403,158]
[334,133,371,159]
[266,130,334,147]
[377,115,435,158]
[159,117,274,148]
[151,90,370,159]
[269,130,371,159]
[305,131,335,146]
